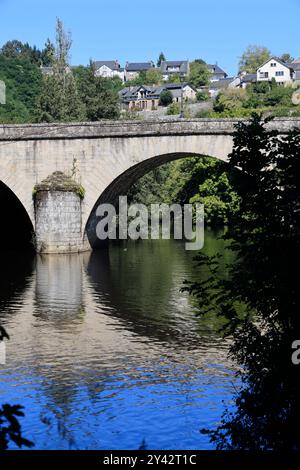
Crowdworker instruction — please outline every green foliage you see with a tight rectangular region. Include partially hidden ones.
[157,52,166,67]
[1,20,120,124]
[159,89,173,106]
[128,156,241,226]
[145,68,162,85]
[214,88,247,112]
[239,45,271,73]
[190,172,240,225]
[0,55,42,123]
[279,52,294,63]
[167,73,181,83]
[185,115,300,450]
[35,72,85,122]
[209,81,295,118]
[188,59,210,88]
[166,102,180,115]
[75,64,120,120]
[196,90,209,101]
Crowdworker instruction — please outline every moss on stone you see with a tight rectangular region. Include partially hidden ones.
[33,171,85,199]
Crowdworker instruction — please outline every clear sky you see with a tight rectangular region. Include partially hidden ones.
[0,0,299,76]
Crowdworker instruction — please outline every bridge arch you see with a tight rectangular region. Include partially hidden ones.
[85,151,226,249]
[0,179,35,249]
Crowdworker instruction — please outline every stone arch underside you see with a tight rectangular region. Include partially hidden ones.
[85,151,228,249]
[0,178,35,248]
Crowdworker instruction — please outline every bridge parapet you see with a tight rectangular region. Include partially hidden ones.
[0,118,300,141]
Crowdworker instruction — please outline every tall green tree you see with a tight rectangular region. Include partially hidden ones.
[0,55,42,123]
[188,59,210,87]
[157,52,166,67]
[279,53,294,63]
[35,18,85,122]
[239,45,271,73]
[75,63,120,120]
[41,38,55,66]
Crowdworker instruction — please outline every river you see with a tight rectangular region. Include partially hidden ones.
[0,229,238,450]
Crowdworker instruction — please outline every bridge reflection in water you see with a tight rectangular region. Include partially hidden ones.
[0,233,237,450]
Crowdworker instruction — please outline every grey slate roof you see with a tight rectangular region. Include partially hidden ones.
[207,64,227,76]
[119,82,195,102]
[292,62,300,71]
[160,60,189,74]
[94,61,120,71]
[241,73,257,83]
[209,77,235,89]
[125,62,154,71]
[257,57,294,71]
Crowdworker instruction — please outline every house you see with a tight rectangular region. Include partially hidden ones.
[208,77,236,97]
[207,64,228,81]
[257,57,294,85]
[238,72,257,88]
[0,80,5,104]
[164,82,196,102]
[93,60,124,81]
[119,85,160,110]
[160,60,189,81]
[291,57,300,83]
[119,82,196,111]
[125,62,155,81]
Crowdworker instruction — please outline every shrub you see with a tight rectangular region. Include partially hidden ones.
[167,102,180,115]
[159,89,173,106]
[196,91,209,101]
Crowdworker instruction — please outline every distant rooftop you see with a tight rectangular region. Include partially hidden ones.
[125,62,154,71]
[160,60,189,74]
[207,63,227,75]
[93,60,120,70]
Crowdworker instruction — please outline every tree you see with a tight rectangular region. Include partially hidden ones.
[0,40,42,64]
[41,38,55,66]
[75,63,120,120]
[239,45,271,73]
[35,18,85,122]
[214,88,247,112]
[188,59,210,88]
[145,68,162,85]
[279,53,294,63]
[54,17,72,70]
[185,115,300,450]
[157,52,166,67]
[159,89,173,106]
[0,55,43,123]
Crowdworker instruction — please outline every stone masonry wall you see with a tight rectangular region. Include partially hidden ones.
[35,190,89,253]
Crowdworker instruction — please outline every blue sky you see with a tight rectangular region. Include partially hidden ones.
[0,0,299,75]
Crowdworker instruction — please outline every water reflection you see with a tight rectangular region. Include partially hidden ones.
[0,233,237,449]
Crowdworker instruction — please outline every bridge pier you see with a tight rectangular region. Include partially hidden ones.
[34,172,90,254]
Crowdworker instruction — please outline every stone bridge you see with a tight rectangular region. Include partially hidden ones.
[0,118,299,252]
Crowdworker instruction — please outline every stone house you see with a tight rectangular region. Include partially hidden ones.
[93,60,125,81]
[160,60,189,81]
[124,62,155,81]
[119,83,196,111]
[207,64,228,81]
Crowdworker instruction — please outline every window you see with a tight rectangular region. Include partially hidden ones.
[270,62,277,67]
[259,71,269,78]
[275,71,284,76]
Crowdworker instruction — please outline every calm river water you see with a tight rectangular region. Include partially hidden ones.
[0,230,238,450]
